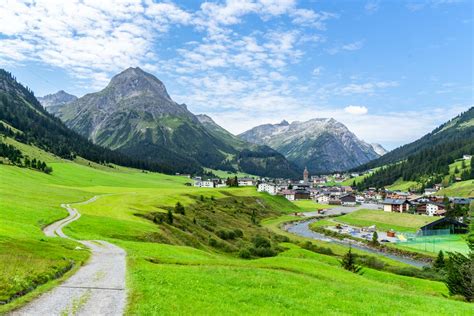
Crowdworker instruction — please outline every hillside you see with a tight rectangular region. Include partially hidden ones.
[355,108,474,191]
[239,118,382,173]
[55,67,298,178]
[0,140,471,314]
[0,69,181,174]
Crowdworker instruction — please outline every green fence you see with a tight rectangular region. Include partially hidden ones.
[396,229,468,254]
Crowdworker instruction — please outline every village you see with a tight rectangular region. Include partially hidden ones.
[191,165,472,219]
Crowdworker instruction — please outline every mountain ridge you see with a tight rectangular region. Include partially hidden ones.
[54,68,298,178]
[239,118,381,173]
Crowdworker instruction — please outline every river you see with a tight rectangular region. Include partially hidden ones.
[285,218,427,268]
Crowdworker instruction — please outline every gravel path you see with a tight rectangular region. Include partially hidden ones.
[11,197,127,316]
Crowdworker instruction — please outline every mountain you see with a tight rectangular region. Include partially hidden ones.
[371,143,388,156]
[355,108,474,171]
[196,114,299,178]
[55,67,298,177]
[0,69,176,174]
[354,108,474,190]
[239,118,380,173]
[38,90,77,113]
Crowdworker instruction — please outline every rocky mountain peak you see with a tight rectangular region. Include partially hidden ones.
[107,67,171,101]
[279,120,289,126]
[196,114,215,125]
[38,90,77,108]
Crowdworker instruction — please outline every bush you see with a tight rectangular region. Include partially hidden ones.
[174,202,185,215]
[233,229,243,238]
[252,235,271,249]
[300,241,334,256]
[251,246,276,258]
[217,229,236,240]
[238,248,251,259]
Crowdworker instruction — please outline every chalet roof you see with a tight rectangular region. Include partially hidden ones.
[420,217,468,231]
[383,198,410,205]
[281,189,295,195]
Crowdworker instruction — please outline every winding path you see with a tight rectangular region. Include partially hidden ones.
[11,197,126,316]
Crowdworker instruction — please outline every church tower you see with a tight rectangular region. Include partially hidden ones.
[303,166,309,184]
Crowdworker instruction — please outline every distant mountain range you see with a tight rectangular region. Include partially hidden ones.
[239,118,385,173]
[45,67,298,177]
[37,90,77,115]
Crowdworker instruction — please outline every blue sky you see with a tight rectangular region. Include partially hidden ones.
[0,0,472,149]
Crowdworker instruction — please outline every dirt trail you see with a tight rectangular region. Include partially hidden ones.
[11,197,126,316]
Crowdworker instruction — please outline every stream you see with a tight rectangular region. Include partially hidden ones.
[285,218,427,268]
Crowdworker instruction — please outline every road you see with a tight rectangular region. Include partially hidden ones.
[11,197,127,316]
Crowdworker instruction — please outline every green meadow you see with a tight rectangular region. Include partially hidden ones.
[0,144,472,314]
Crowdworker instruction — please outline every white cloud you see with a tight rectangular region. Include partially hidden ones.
[342,40,364,51]
[365,1,380,14]
[312,66,323,76]
[338,81,398,95]
[344,105,368,115]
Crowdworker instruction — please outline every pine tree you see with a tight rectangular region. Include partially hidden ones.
[174,202,185,215]
[433,250,445,270]
[340,245,363,274]
[371,231,379,246]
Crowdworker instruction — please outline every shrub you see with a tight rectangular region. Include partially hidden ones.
[233,229,243,238]
[251,246,276,258]
[174,202,185,215]
[252,235,271,249]
[166,210,173,224]
[238,248,251,259]
[340,246,363,274]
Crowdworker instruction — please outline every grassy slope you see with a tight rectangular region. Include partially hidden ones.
[334,209,437,233]
[0,145,472,314]
[291,200,332,212]
[438,180,474,197]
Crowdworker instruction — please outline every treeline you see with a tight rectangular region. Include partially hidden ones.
[0,141,52,174]
[238,147,299,179]
[356,134,474,190]
[0,69,201,175]
[354,107,474,172]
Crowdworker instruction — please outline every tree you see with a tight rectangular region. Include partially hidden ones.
[340,245,363,274]
[371,231,379,246]
[166,210,173,224]
[443,204,474,301]
[433,250,445,270]
[174,202,185,215]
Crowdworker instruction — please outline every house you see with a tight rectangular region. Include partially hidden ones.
[416,202,446,216]
[419,217,468,235]
[194,180,215,188]
[463,155,472,160]
[383,199,411,213]
[340,194,357,206]
[238,177,255,186]
[294,188,311,200]
[424,188,438,196]
[317,195,330,204]
[355,195,365,203]
[281,189,296,201]
[329,194,341,205]
[257,183,278,195]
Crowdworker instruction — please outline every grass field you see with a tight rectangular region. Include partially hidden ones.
[438,180,474,197]
[291,200,332,212]
[1,142,472,314]
[334,209,437,233]
[204,168,257,179]
[386,178,420,191]
[397,235,469,255]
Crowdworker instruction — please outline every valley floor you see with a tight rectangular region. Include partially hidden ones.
[0,155,472,314]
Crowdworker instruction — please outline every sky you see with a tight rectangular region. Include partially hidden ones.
[0,0,472,150]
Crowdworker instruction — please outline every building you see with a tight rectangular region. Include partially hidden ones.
[416,202,446,216]
[238,177,255,186]
[303,166,309,184]
[294,188,311,200]
[383,199,411,213]
[317,195,330,204]
[257,183,278,195]
[463,155,472,160]
[424,188,438,196]
[281,189,296,201]
[419,217,468,235]
[194,180,215,188]
[340,194,357,206]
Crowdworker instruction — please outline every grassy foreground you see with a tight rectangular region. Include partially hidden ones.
[0,145,472,314]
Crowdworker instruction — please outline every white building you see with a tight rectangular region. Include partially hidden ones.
[317,195,330,204]
[281,190,296,201]
[238,178,255,186]
[194,180,215,188]
[257,183,278,195]
[463,155,472,160]
[426,203,445,216]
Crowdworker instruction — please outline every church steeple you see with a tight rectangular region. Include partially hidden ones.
[303,166,309,184]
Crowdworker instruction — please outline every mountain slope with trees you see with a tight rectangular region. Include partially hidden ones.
[0,69,189,174]
[354,108,474,190]
[55,67,298,178]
